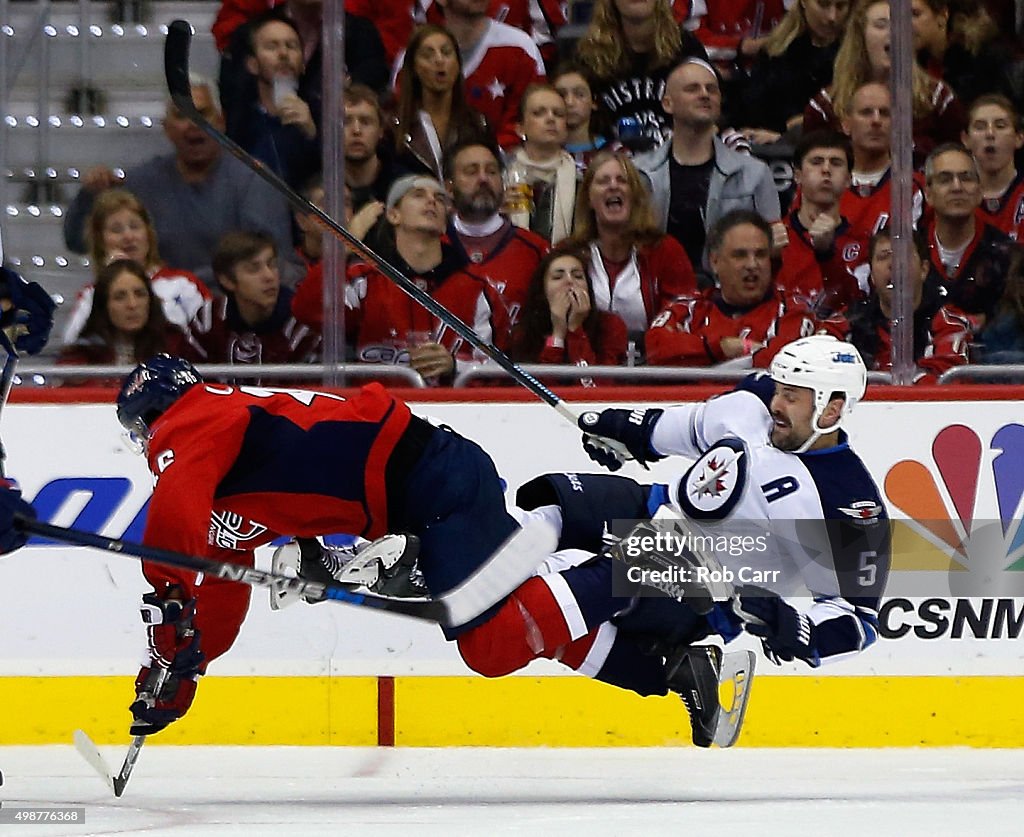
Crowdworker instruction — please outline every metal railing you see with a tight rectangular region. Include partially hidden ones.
[13,362,428,387]
[11,362,900,390]
[937,365,1024,385]
[452,364,896,387]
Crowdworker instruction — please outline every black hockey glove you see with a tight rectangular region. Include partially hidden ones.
[734,585,817,666]
[577,408,665,471]
[0,266,55,355]
[130,587,205,735]
[0,479,35,554]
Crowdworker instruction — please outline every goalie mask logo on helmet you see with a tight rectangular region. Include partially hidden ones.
[117,354,203,443]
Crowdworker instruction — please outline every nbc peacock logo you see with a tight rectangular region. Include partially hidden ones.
[884,424,1024,590]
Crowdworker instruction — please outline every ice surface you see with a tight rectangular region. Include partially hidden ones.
[1,746,1022,836]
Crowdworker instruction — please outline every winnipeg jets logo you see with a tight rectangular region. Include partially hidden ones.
[210,511,268,550]
[693,455,730,499]
[839,500,883,522]
[679,438,748,520]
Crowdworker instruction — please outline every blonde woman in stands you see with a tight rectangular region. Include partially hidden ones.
[803,0,965,166]
[57,259,183,384]
[62,189,211,347]
[574,0,708,144]
[569,149,697,346]
[740,0,853,143]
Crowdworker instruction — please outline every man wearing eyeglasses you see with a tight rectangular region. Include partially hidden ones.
[922,142,1019,327]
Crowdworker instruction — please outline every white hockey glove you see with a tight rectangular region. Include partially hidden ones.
[271,534,425,610]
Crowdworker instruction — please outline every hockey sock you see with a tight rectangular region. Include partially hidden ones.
[457,557,634,678]
[546,556,634,631]
[588,625,669,697]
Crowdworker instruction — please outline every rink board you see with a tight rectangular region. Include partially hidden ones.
[2,386,1023,746]
[1,673,1023,748]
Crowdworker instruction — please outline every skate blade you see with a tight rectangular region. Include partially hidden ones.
[713,650,756,748]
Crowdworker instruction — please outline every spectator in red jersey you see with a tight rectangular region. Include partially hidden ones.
[424,0,567,67]
[575,0,708,145]
[962,94,1024,242]
[182,230,321,379]
[290,176,384,272]
[646,209,816,367]
[740,0,853,143]
[819,226,972,382]
[62,189,211,348]
[289,182,383,340]
[804,0,965,167]
[570,150,697,348]
[504,83,578,244]
[395,1,546,149]
[839,82,926,238]
[685,0,787,113]
[392,24,492,180]
[777,130,867,314]
[922,142,1020,325]
[443,140,549,340]
[345,174,505,384]
[58,260,184,381]
[507,245,628,376]
[347,0,566,67]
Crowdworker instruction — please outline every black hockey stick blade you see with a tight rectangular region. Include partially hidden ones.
[163,21,630,463]
[16,516,553,629]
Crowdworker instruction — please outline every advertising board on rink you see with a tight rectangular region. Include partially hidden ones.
[1,394,1022,675]
[1,391,1023,747]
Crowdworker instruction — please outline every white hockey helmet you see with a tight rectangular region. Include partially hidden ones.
[770,335,867,444]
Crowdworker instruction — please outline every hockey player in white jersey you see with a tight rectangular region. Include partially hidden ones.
[440,335,890,749]
[565,333,890,667]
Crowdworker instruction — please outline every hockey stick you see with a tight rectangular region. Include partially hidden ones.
[163,21,628,462]
[74,666,169,797]
[15,515,555,629]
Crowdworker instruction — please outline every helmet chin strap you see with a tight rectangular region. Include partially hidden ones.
[794,405,841,454]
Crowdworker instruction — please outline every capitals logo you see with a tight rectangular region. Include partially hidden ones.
[884,424,1024,573]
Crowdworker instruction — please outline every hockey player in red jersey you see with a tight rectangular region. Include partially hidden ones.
[115,356,526,735]
[115,356,741,747]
